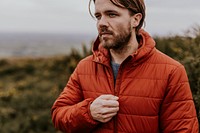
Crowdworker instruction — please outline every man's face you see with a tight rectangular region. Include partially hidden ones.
[94,0,133,50]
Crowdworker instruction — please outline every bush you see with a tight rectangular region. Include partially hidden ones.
[155,25,200,120]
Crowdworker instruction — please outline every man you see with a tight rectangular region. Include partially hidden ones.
[51,0,199,132]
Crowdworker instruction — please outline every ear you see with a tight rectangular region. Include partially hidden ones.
[131,13,142,28]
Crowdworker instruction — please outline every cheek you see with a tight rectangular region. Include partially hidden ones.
[96,22,99,30]
[113,21,131,33]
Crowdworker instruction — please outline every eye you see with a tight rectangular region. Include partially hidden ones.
[108,13,117,18]
[95,14,101,20]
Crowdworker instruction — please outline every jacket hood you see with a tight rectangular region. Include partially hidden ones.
[92,29,156,66]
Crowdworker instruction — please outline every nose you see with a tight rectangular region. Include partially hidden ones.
[97,16,109,28]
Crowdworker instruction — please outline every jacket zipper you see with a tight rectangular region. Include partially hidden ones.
[108,65,118,133]
[114,75,117,133]
[103,60,124,133]
[113,64,123,133]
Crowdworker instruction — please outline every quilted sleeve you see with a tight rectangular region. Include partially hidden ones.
[160,65,199,132]
[51,65,98,133]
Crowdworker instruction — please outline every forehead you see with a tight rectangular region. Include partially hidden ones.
[95,0,126,13]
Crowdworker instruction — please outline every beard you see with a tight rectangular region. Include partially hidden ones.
[99,25,132,51]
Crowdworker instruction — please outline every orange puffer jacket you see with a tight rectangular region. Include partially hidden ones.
[51,30,199,133]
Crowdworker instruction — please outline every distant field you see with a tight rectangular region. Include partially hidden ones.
[0,32,95,58]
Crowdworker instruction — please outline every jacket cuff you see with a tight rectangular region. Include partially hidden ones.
[85,98,99,125]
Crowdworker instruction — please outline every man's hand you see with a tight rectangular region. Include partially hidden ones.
[90,94,119,123]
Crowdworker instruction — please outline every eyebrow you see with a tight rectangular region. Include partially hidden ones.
[95,10,119,16]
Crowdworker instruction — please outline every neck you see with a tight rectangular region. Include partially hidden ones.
[110,35,139,64]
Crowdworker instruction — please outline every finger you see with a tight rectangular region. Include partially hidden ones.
[100,113,117,123]
[102,100,119,107]
[101,112,117,119]
[101,107,119,114]
[99,94,118,100]
[100,117,113,123]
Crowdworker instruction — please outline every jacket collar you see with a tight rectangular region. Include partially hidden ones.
[92,29,156,67]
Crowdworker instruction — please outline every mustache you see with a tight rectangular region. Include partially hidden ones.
[99,27,113,36]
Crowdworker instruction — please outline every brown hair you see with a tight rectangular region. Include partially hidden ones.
[89,0,146,34]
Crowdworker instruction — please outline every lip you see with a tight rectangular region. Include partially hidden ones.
[100,34,112,39]
[100,32,112,37]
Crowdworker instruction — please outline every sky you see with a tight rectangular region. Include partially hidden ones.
[0,0,200,36]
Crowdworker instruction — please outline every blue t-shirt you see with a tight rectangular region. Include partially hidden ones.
[111,61,120,83]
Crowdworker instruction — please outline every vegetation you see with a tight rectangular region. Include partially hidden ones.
[0,27,199,133]
[155,25,200,121]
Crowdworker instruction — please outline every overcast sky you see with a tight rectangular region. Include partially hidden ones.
[0,0,200,36]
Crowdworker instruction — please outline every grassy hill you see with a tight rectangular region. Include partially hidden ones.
[0,46,90,133]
